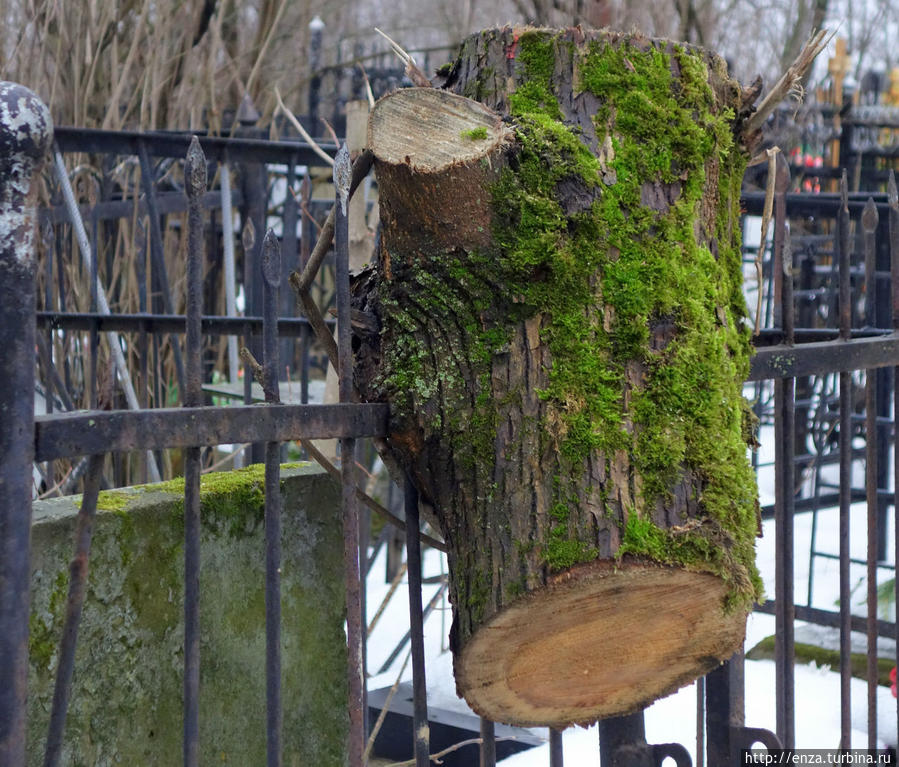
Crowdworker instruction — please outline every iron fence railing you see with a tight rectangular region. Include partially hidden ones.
[5,77,899,766]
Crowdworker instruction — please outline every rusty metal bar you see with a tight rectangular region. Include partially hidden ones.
[748,333,899,380]
[838,170,853,750]
[182,136,206,767]
[889,169,899,757]
[42,453,104,767]
[479,719,496,767]
[334,144,365,767]
[772,153,795,749]
[549,728,563,767]
[34,403,388,460]
[55,125,336,166]
[405,476,430,767]
[862,196,880,748]
[262,228,283,767]
[0,80,52,766]
[299,173,313,403]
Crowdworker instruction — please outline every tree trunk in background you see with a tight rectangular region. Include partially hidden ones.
[354,26,763,728]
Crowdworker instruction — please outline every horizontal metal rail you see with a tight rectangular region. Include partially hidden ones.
[748,332,899,380]
[54,126,337,165]
[34,403,388,461]
[36,311,331,337]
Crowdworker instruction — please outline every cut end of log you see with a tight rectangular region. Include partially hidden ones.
[368,87,511,173]
[454,559,746,729]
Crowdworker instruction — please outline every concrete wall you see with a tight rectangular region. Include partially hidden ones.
[28,463,348,766]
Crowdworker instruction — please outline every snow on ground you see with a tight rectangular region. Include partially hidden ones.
[364,421,899,762]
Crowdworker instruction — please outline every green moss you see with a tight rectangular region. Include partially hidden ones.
[29,569,68,674]
[144,462,309,538]
[96,490,130,511]
[461,126,489,140]
[747,636,896,687]
[499,34,759,601]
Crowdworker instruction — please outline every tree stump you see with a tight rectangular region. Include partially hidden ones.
[353,27,762,728]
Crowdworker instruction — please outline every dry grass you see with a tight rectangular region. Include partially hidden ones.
[0,0,319,131]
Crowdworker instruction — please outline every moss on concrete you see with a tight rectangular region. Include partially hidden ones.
[747,635,896,687]
[27,463,347,766]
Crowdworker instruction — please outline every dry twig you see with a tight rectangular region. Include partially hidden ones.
[385,736,521,766]
[273,85,334,166]
[755,147,781,335]
[743,29,834,138]
[374,27,432,88]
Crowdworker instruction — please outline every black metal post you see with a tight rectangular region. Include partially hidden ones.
[405,476,430,767]
[182,136,206,767]
[0,80,52,766]
[772,154,795,749]
[838,171,853,750]
[235,94,265,463]
[598,713,654,767]
[549,728,564,767]
[479,718,495,767]
[705,655,743,766]
[262,228,283,767]
[888,170,899,757]
[862,197,880,748]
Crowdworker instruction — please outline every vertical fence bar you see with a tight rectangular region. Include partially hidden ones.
[838,170,853,750]
[0,81,52,766]
[299,173,312,402]
[42,453,104,767]
[479,719,495,767]
[548,728,564,767]
[182,137,207,767]
[695,677,704,767]
[334,144,365,766]
[772,154,795,749]
[281,156,298,372]
[89,209,99,408]
[405,476,430,767]
[705,652,744,765]
[261,229,283,767]
[889,170,899,757]
[862,197,879,748]
[135,219,150,482]
[220,155,241,387]
[138,138,187,393]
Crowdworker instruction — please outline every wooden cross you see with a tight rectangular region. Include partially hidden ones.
[887,68,899,107]
[828,37,850,106]
[828,38,850,171]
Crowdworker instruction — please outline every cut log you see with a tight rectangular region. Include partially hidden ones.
[353,27,762,727]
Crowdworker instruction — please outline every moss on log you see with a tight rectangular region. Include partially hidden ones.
[354,26,762,727]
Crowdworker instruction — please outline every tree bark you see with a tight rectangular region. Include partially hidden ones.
[354,26,762,727]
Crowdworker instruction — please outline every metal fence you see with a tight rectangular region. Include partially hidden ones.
[4,77,899,767]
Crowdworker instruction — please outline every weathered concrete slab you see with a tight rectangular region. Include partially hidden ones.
[28,463,347,765]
